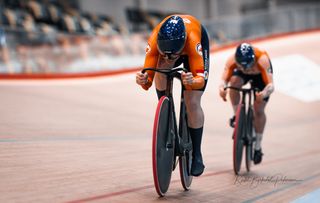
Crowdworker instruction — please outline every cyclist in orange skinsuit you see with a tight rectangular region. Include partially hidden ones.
[219,43,275,165]
[136,15,210,176]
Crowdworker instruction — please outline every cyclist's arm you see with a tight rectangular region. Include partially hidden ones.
[142,53,158,90]
[220,56,236,88]
[188,68,205,90]
[141,28,160,90]
[187,36,206,90]
[258,54,274,98]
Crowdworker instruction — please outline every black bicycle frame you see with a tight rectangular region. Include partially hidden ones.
[227,82,257,142]
[165,71,178,150]
[142,67,188,151]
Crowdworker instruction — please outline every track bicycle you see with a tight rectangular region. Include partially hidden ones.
[225,81,257,175]
[142,67,193,197]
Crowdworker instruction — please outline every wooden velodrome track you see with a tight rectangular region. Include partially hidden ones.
[0,31,319,203]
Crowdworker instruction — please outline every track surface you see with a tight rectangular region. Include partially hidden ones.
[0,32,319,203]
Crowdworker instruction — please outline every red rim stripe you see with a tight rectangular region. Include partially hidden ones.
[152,96,168,196]
[233,104,243,173]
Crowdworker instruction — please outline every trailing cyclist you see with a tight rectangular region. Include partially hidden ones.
[218,43,274,165]
[136,15,210,176]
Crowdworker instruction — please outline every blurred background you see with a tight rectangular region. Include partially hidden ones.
[0,0,319,75]
[0,2,320,202]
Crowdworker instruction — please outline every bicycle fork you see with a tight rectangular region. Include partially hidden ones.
[244,90,256,145]
[165,98,177,150]
[164,74,177,150]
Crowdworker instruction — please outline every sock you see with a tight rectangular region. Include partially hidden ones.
[255,133,263,150]
[156,89,166,100]
[189,127,203,158]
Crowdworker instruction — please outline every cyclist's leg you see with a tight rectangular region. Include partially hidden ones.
[253,59,272,141]
[252,74,269,164]
[184,90,205,176]
[229,70,246,114]
[184,90,204,128]
[154,70,166,93]
[253,100,266,164]
[183,67,206,176]
[254,100,267,144]
[252,74,269,144]
[183,25,210,176]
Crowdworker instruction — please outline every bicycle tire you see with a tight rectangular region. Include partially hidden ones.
[152,96,175,196]
[178,102,193,190]
[233,105,245,175]
[245,107,254,172]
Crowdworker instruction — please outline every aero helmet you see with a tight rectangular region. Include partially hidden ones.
[157,16,186,56]
[235,43,255,69]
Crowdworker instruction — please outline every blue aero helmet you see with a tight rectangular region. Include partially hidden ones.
[235,43,255,69]
[157,16,186,58]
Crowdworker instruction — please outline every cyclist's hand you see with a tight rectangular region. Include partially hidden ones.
[181,72,193,85]
[219,84,227,102]
[255,91,265,103]
[136,72,148,86]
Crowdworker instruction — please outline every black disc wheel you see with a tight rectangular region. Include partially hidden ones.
[178,102,193,190]
[233,105,245,175]
[152,96,175,196]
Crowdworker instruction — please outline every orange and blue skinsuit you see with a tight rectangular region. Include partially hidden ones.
[222,46,273,86]
[141,14,210,91]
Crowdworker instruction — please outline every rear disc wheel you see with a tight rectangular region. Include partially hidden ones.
[178,102,193,190]
[245,108,254,172]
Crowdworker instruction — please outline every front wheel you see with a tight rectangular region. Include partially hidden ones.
[152,96,175,196]
[233,105,246,175]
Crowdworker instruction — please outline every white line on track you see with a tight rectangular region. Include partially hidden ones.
[0,73,136,86]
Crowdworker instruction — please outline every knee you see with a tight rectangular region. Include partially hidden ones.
[185,99,201,113]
